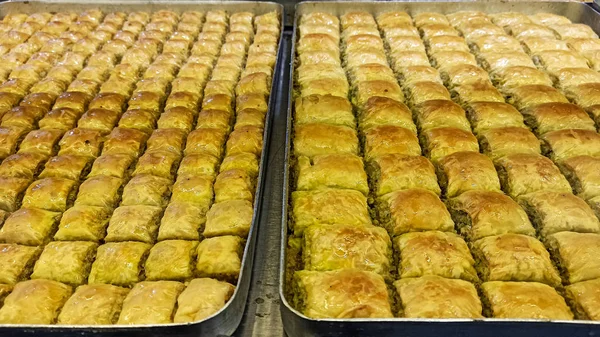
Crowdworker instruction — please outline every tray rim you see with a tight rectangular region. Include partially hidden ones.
[0,0,284,332]
[279,0,600,329]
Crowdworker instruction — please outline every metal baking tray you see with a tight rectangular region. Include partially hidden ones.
[0,1,283,336]
[279,2,600,337]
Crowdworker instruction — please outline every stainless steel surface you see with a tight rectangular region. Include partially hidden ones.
[279,2,600,337]
[0,2,283,336]
[232,30,291,337]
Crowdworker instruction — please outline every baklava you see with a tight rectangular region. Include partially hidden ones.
[495,154,572,197]
[546,232,600,284]
[437,151,501,197]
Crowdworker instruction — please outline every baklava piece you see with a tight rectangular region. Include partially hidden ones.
[397,66,442,86]
[518,190,600,237]
[294,94,354,128]
[30,241,97,286]
[396,231,477,282]
[491,66,553,92]
[395,276,482,318]
[541,129,600,161]
[75,175,122,209]
[470,35,522,54]
[520,37,569,54]
[481,281,573,319]
[405,81,452,108]
[440,64,490,88]
[508,85,569,110]
[521,102,594,135]
[546,232,600,284]
[496,154,571,197]
[87,154,134,180]
[564,83,600,109]
[0,176,30,212]
[448,190,535,241]
[0,126,28,159]
[196,235,244,282]
[214,169,255,203]
[57,284,129,325]
[413,100,470,132]
[184,127,228,159]
[466,102,526,134]
[121,174,172,208]
[158,202,206,241]
[145,240,198,281]
[559,155,600,200]
[0,279,72,324]
[377,188,454,236]
[478,127,540,161]
[0,244,40,285]
[171,175,214,211]
[358,97,415,133]
[101,127,148,158]
[291,189,371,236]
[303,224,392,276]
[565,279,600,320]
[77,109,121,134]
[88,242,151,287]
[421,127,479,162]
[54,205,111,242]
[478,51,535,72]
[533,50,590,71]
[451,81,505,106]
[506,23,558,39]
[177,154,220,179]
[293,270,393,318]
[225,126,263,157]
[174,278,235,323]
[220,153,259,178]
[105,205,162,244]
[472,234,561,286]
[21,177,77,212]
[158,107,195,132]
[367,154,440,197]
[353,80,404,108]
[293,123,358,158]
[549,68,600,91]
[437,151,501,197]
[363,125,421,161]
[117,281,184,324]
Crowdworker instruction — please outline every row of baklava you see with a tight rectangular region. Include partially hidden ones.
[289,10,600,321]
[0,9,279,325]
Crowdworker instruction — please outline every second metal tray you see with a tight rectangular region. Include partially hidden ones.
[280,2,600,337]
[0,1,284,336]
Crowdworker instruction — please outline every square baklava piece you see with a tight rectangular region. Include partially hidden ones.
[105,205,162,243]
[30,241,98,285]
[296,154,369,195]
[518,191,600,237]
[0,279,72,324]
[472,234,561,286]
[0,208,61,245]
[481,281,573,319]
[396,231,477,282]
[367,154,440,197]
[54,205,111,242]
[437,151,501,197]
[377,188,454,236]
[196,235,244,281]
[88,242,152,287]
[559,155,600,200]
[291,189,371,236]
[57,284,129,325]
[495,154,572,197]
[0,244,41,285]
[546,232,600,284]
[448,190,535,241]
[294,269,393,318]
[117,281,184,324]
[478,127,540,161]
[145,240,198,281]
[204,200,254,238]
[303,224,392,277]
[158,202,207,241]
[395,276,482,318]
[565,279,600,320]
[174,278,235,323]
[541,129,600,162]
